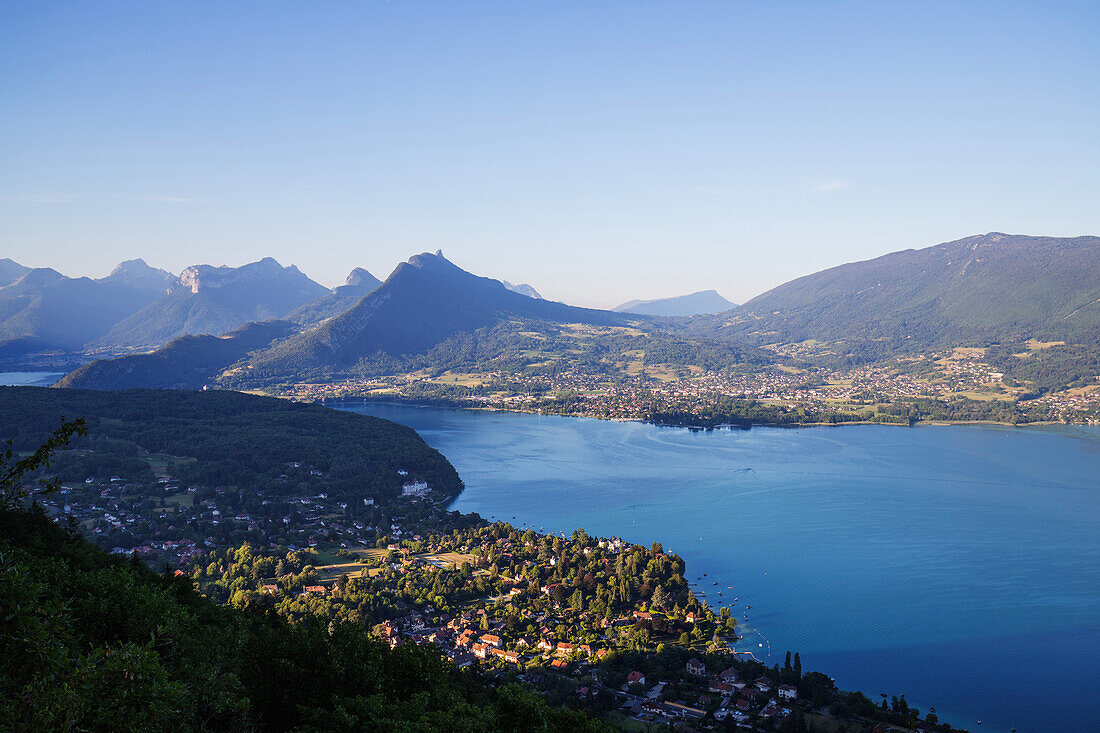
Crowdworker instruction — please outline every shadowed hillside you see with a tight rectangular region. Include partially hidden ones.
[0,262,175,355]
[57,320,299,390]
[243,251,638,378]
[286,266,383,326]
[93,258,328,351]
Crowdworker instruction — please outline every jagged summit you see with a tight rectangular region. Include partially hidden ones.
[93,258,328,350]
[246,251,634,375]
[286,266,383,327]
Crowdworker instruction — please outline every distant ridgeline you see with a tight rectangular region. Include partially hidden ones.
[60,251,776,390]
[689,234,1100,355]
[31,234,1100,398]
[0,387,462,506]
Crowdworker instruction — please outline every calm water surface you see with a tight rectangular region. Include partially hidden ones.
[337,402,1100,733]
[0,371,64,386]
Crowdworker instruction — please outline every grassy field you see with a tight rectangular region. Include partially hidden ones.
[427,551,478,567]
[427,371,486,387]
[602,711,656,732]
[141,452,196,477]
[315,561,372,582]
[308,549,480,583]
[164,492,194,508]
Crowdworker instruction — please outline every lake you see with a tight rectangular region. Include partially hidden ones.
[336,402,1100,733]
[5,369,1095,731]
[0,371,65,387]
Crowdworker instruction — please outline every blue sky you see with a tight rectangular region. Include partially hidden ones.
[2,1,1097,307]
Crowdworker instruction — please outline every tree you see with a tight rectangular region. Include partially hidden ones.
[1,417,86,508]
[650,584,667,610]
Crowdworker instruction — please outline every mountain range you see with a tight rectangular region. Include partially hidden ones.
[59,251,642,389]
[614,290,736,317]
[242,251,634,378]
[692,233,1100,355]
[0,257,386,360]
[14,231,1100,391]
[0,259,176,357]
[92,257,329,351]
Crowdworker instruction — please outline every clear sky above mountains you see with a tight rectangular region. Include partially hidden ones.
[2,0,1097,308]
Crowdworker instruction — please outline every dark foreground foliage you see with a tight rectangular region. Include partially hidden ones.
[0,507,610,732]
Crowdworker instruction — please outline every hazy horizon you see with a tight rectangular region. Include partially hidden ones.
[9,230,1092,310]
[4,1,1099,308]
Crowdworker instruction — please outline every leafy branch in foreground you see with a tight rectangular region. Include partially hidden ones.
[1,417,86,509]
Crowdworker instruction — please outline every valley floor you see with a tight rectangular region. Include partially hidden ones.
[259,349,1100,428]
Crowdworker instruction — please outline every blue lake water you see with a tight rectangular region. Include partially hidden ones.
[337,402,1100,733]
[0,371,64,386]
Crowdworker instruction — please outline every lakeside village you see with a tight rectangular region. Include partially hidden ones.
[31,467,963,733]
[271,347,1100,426]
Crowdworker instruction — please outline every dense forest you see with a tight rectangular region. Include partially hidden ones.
[0,507,609,732]
[0,424,605,732]
[0,387,462,505]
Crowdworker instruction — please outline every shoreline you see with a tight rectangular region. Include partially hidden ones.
[320,394,1087,431]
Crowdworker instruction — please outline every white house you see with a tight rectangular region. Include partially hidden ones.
[401,480,430,497]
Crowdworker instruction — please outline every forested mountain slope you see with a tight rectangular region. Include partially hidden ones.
[56,320,298,390]
[0,507,607,732]
[243,251,638,378]
[3,386,462,504]
[693,233,1100,352]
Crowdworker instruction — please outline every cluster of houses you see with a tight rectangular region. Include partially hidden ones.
[622,658,798,727]
[373,607,614,672]
[36,467,421,570]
